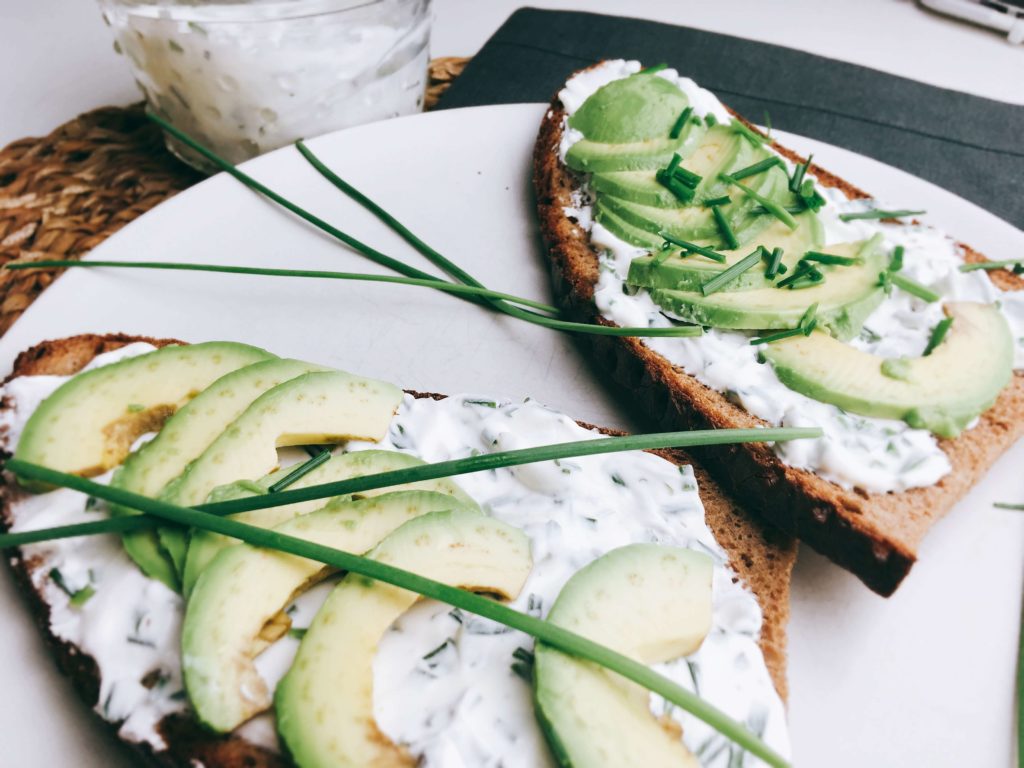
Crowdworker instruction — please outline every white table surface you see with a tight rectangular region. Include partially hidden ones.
[1,0,1023,148]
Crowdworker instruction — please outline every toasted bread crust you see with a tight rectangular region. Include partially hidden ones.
[533,80,1024,596]
[1,333,794,765]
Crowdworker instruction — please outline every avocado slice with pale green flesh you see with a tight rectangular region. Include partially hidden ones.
[111,357,331,590]
[762,302,1013,437]
[627,212,824,292]
[565,131,702,174]
[13,341,274,489]
[275,509,532,768]
[183,490,479,733]
[651,237,886,340]
[180,448,478,598]
[593,198,666,249]
[569,74,691,143]
[534,544,712,768]
[599,161,787,247]
[156,371,403,579]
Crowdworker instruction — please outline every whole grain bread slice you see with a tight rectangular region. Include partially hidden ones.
[533,70,1024,596]
[1,333,795,767]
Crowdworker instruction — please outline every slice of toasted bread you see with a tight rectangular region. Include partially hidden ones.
[533,67,1024,596]
[1,333,795,766]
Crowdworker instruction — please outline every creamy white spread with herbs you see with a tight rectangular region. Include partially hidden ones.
[558,59,1024,494]
[1,344,788,767]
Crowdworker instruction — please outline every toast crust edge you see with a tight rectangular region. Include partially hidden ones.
[532,82,1024,596]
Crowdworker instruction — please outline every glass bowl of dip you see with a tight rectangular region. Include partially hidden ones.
[98,0,432,170]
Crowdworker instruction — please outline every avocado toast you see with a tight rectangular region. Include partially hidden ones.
[533,60,1024,596]
[1,333,795,767]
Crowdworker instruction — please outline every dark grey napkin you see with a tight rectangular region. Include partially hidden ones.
[437,8,1023,230]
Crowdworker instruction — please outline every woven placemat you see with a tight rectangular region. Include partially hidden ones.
[0,56,469,337]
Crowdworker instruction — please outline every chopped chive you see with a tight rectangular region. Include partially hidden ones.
[651,248,674,266]
[288,627,308,640]
[752,204,805,216]
[750,327,804,345]
[730,120,768,146]
[802,251,862,266]
[838,209,925,222]
[789,154,813,193]
[672,165,702,188]
[763,247,785,279]
[994,502,1024,510]
[889,272,941,303]
[798,302,819,335]
[729,157,782,181]
[959,259,1024,273]
[720,174,798,230]
[639,63,668,74]
[776,262,823,289]
[49,568,95,607]
[923,317,954,356]
[655,171,696,203]
[763,111,772,139]
[659,233,727,263]
[3,459,797,768]
[889,246,905,272]
[666,153,681,176]
[267,449,332,493]
[878,270,893,296]
[705,114,718,127]
[0,427,821,548]
[711,206,739,250]
[798,180,826,212]
[703,195,732,208]
[669,107,694,139]
[701,250,762,296]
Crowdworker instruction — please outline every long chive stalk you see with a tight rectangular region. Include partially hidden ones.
[3,459,791,768]
[148,114,698,340]
[838,209,925,222]
[0,426,820,547]
[5,260,559,315]
[719,174,798,230]
[959,259,1024,274]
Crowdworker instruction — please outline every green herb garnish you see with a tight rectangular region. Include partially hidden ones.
[126,403,146,413]
[763,111,772,139]
[801,251,861,267]
[702,195,732,208]
[750,303,818,345]
[889,272,941,303]
[146,115,692,343]
[4,460,799,768]
[922,317,954,356]
[49,568,95,607]
[705,114,718,127]
[0,427,821,548]
[700,250,762,296]
[789,154,813,193]
[889,246,905,272]
[287,627,308,640]
[729,157,782,181]
[994,502,1024,510]
[959,259,1024,274]
[763,247,786,279]
[730,120,768,146]
[720,174,798,230]
[669,106,694,139]
[776,262,823,289]
[639,63,668,74]
[267,449,332,493]
[659,233,727,263]
[838,209,925,222]
[710,206,739,250]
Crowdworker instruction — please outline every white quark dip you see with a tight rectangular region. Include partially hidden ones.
[558,60,1024,494]
[100,0,431,165]
[1,346,788,767]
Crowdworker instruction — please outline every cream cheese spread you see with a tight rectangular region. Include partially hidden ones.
[558,60,1024,494]
[0,345,788,766]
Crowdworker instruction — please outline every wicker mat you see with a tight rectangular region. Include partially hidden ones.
[0,56,469,337]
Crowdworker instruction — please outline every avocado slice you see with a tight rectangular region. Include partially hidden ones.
[762,301,1014,437]
[14,341,274,485]
[593,198,666,250]
[534,544,713,768]
[183,490,479,733]
[111,357,331,590]
[157,371,403,577]
[627,212,824,292]
[275,509,532,768]
[565,134,700,174]
[180,448,478,598]
[599,160,786,247]
[568,74,691,143]
[651,236,886,339]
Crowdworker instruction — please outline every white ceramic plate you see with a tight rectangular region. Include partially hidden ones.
[0,104,1020,768]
